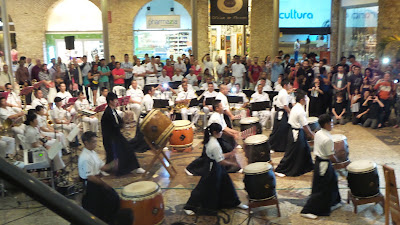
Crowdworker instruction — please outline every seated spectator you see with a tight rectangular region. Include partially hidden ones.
[363,93,384,129]
[332,92,346,125]
[353,90,371,125]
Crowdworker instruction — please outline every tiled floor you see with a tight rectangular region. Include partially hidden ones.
[1,122,400,225]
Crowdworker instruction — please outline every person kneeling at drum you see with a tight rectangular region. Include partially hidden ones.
[301,114,349,219]
[184,123,248,216]
[78,131,133,225]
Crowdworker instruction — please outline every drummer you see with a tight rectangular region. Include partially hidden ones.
[75,91,98,133]
[78,131,133,224]
[250,84,271,129]
[202,82,218,129]
[301,114,348,219]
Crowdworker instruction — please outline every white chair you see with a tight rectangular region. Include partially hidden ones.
[113,86,126,98]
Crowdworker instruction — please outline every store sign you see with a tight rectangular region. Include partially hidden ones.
[146,15,181,29]
[279,0,331,28]
[210,0,248,25]
[345,6,378,28]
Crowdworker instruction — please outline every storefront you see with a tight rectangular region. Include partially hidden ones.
[133,0,192,60]
[45,0,103,64]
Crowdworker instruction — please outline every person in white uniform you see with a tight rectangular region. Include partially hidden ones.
[141,85,155,114]
[172,73,184,82]
[216,84,239,129]
[200,76,218,90]
[31,90,49,114]
[176,83,199,125]
[174,57,187,76]
[35,105,68,149]
[4,83,22,113]
[126,80,144,121]
[186,68,198,87]
[0,135,15,158]
[231,55,246,88]
[228,83,249,119]
[133,58,146,89]
[250,84,271,128]
[145,58,159,85]
[178,78,195,92]
[24,113,65,171]
[159,69,171,84]
[75,91,98,133]
[255,73,273,91]
[201,82,218,129]
[55,83,76,118]
[52,97,79,143]
[0,97,25,136]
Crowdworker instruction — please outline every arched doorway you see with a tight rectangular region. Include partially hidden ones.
[46,0,103,64]
[133,0,192,60]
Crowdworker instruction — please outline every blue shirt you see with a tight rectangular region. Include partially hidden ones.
[271,63,284,83]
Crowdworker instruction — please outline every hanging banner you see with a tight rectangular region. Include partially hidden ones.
[210,0,248,25]
[146,15,181,29]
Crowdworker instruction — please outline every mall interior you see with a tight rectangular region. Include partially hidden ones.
[1,0,400,224]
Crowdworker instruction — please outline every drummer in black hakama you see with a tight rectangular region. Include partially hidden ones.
[184,123,248,216]
[301,114,349,219]
[275,90,314,177]
[101,92,144,175]
[269,80,292,152]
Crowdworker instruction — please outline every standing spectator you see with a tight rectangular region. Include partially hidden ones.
[320,68,332,114]
[88,64,100,105]
[364,68,373,80]
[331,65,348,96]
[215,58,226,83]
[191,60,202,85]
[360,78,372,95]
[98,59,111,90]
[231,55,246,88]
[348,55,362,69]
[264,55,272,74]
[145,57,159,85]
[31,59,42,81]
[334,57,350,74]
[107,55,117,90]
[281,54,291,73]
[297,60,314,92]
[202,53,214,75]
[347,66,363,95]
[294,39,300,62]
[363,93,384,129]
[15,60,29,85]
[112,62,125,87]
[184,57,191,76]
[121,54,133,89]
[174,57,187,77]
[332,92,346,125]
[374,72,395,126]
[80,55,92,97]
[92,55,100,66]
[163,59,174,78]
[133,58,146,89]
[38,64,52,99]
[289,62,300,89]
[271,56,284,83]
[169,55,175,65]
[248,57,262,90]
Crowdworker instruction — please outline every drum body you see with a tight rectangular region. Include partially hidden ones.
[307,117,320,132]
[243,162,276,200]
[140,109,174,148]
[332,134,349,163]
[244,135,270,163]
[120,181,164,225]
[347,160,380,198]
[240,117,262,134]
[169,120,193,151]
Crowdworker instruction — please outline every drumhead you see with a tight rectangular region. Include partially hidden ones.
[172,120,191,127]
[332,134,347,142]
[244,162,272,174]
[244,134,268,145]
[122,181,160,198]
[347,160,376,173]
[240,117,259,125]
[307,117,318,124]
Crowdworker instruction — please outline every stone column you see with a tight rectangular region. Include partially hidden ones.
[191,0,198,59]
[2,0,12,78]
[330,0,341,65]
[377,0,400,56]
[195,0,208,59]
[249,0,279,58]
[101,0,110,63]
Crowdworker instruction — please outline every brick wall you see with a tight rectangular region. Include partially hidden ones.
[377,0,400,57]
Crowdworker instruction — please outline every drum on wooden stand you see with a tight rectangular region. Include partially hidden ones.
[120,181,164,225]
[240,117,262,134]
[347,160,380,198]
[244,135,271,163]
[140,109,174,148]
[243,162,276,200]
[332,134,350,164]
[169,120,193,152]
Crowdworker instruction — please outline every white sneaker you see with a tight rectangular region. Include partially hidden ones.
[330,202,343,211]
[184,209,195,215]
[101,171,110,176]
[301,213,318,219]
[270,150,275,153]
[135,168,145,174]
[185,168,193,176]
[275,172,286,177]
[237,203,249,210]
[236,145,242,149]
[238,168,243,174]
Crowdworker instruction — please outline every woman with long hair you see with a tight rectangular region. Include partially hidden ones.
[184,123,247,216]
[88,64,100,105]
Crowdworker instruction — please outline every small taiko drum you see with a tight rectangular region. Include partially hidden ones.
[244,134,271,163]
[140,109,174,148]
[243,162,276,201]
[169,120,193,152]
[332,134,350,164]
[120,181,164,225]
[347,160,380,198]
[240,117,262,134]
[307,117,320,132]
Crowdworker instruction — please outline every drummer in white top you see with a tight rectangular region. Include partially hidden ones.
[216,84,239,128]
[126,80,144,121]
[250,84,271,129]
[228,83,249,119]
[202,82,218,129]
[301,114,348,219]
[75,91,98,133]
[141,85,155,114]
[55,83,76,118]
[176,83,199,125]
[31,90,49,114]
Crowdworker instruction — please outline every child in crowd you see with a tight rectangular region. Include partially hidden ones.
[363,93,384,129]
[332,92,346,125]
[350,88,361,121]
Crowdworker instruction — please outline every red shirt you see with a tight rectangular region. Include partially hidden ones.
[163,65,174,78]
[374,80,395,100]
[248,64,262,83]
[112,68,125,84]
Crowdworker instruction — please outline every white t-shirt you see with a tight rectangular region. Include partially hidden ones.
[203,60,214,75]
[126,88,144,103]
[250,92,270,103]
[215,92,229,111]
[141,94,154,113]
[78,148,105,180]
[145,63,159,76]
[205,136,224,162]
[201,82,218,90]
[275,89,289,109]
[288,103,308,129]
[314,129,334,160]
[208,112,227,130]
[231,63,246,79]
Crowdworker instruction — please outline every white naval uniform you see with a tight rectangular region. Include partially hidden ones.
[52,106,78,134]
[200,82,218,90]
[56,91,77,117]
[78,147,105,179]
[141,94,154,114]
[24,125,65,171]
[288,102,308,142]
[6,91,22,113]
[159,75,171,84]
[176,90,199,124]
[126,87,144,121]
[172,74,184,82]
[0,136,15,157]
[186,74,198,86]
[0,106,26,136]
[133,65,146,89]
[31,98,49,113]
[250,92,271,128]
[231,63,246,86]
[145,63,159,84]
[37,114,68,148]
[202,90,218,128]
[229,91,249,119]
[178,84,195,92]
[75,99,98,133]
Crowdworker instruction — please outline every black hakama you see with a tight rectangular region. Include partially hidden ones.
[275,128,314,176]
[184,157,241,215]
[301,157,341,216]
[127,123,150,153]
[269,109,290,152]
[223,114,237,151]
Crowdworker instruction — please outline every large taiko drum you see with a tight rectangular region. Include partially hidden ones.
[243,162,276,201]
[347,160,380,198]
[169,120,193,152]
[244,135,271,163]
[332,134,350,163]
[240,117,262,134]
[120,181,164,225]
[307,117,320,132]
[140,109,174,148]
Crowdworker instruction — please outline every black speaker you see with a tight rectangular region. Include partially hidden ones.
[64,36,75,50]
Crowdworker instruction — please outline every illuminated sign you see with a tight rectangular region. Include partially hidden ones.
[146,15,181,29]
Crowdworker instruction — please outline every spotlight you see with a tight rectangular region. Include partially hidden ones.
[382,57,390,64]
